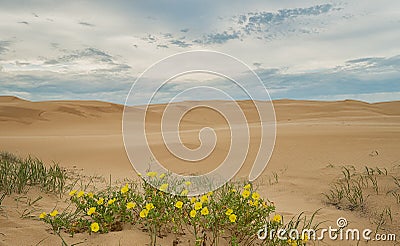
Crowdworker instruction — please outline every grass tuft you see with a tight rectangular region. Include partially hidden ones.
[0,151,67,204]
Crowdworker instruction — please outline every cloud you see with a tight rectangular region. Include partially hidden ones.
[0,40,11,55]
[1,53,399,105]
[339,55,400,72]
[0,0,399,104]
[133,3,345,49]
[253,62,262,68]
[169,39,192,48]
[47,48,113,64]
[255,54,400,102]
[197,31,241,45]
[36,47,131,74]
[124,53,400,105]
[0,44,135,103]
[233,4,342,41]
[78,21,95,27]
[157,44,169,49]
[142,34,158,44]
[0,70,133,103]
[241,4,335,28]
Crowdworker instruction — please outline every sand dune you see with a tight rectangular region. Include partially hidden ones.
[1,97,399,176]
[1,96,400,245]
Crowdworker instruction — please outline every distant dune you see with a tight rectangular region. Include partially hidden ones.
[1,96,399,176]
[0,96,400,175]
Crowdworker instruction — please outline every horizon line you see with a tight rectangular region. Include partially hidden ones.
[1,95,399,106]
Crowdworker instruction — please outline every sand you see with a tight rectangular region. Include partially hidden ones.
[0,96,399,245]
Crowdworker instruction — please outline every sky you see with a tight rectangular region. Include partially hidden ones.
[0,0,399,104]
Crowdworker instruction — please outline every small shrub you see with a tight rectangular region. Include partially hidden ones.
[39,173,319,246]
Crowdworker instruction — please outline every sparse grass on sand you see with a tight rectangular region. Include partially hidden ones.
[0,151,66,205]
[323,165,400,236]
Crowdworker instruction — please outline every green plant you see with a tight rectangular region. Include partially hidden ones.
[371,207,392,233]
[393,176,400,189]
[324,167,366,210]
[0,151,66,198]
[38,175,320,246]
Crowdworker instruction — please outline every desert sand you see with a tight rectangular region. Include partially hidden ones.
[0,96,399,245]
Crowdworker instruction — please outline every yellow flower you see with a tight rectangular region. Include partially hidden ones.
[126,202,136,209]
[200,195,208,203]
[87,192,94,198]
[252,192,260,200]
[244,184,251,190]
[50,210,58,217]
[262,201,269,208]
[190,197,197,204]
[121,184,129,194]
[140,209,149,218]
[287,239,297,246]
[229,214,237,223]
[272,214,282,223]
[159,183,168,191]
[77,191,85,198]
[175,201,183,209]
[69,190,77,196]
[90,222,100,232]
[249,200,258,206]
[146,203,154,210]
[146,171,157,177]
[87,207,96,216]
[39,212,47,219]
[225,208,233,216]
[231,189,237,193]
[190,210,197,218]
[201,207,209,216]
[185,181,191,186]
[242,190,251,198]
[159,173,166,179]
[97,197,104,205]
[207,191,213,196]
[180,189,189,196]
[108,198,116,205]
[194,202,202,210]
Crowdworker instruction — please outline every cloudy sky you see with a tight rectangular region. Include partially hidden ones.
[0,0,399,104]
